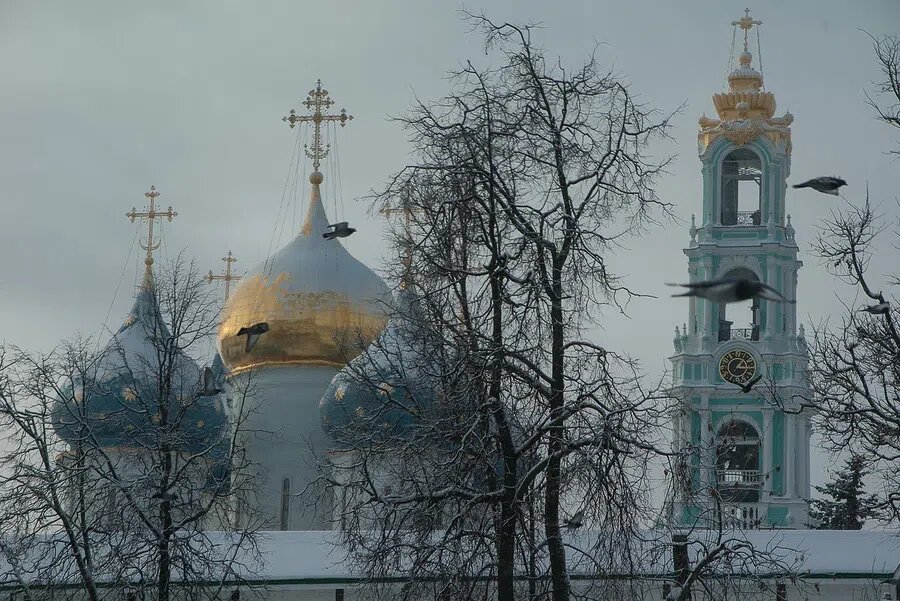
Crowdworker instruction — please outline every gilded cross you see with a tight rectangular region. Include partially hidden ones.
[126,185,177,271]
[205,250,243,299]
[282,80,353,172]
[732,8,762,53]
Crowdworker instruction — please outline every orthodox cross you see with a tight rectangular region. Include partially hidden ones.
[282,80,353,172]
[732,8,762,53]
[380,197,421,286]
[205,250,243,299]
[126,185,177,272]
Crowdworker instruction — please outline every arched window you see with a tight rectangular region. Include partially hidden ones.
[715,420,761,503]
[720,149,762,226]
[717,268,761,342]
[280,478,291,530]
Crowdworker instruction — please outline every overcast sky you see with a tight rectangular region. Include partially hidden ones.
[2,0,899,491]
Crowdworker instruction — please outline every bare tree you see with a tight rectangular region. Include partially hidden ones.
[804,194,900,522]
[865,33,900,156]
[656,443,807,601]
[321,15,678,601]
[0,257,260,601]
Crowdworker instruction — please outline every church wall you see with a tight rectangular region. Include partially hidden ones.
[230,365,337,531]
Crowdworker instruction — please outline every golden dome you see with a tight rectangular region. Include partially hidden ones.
[218,172,390,374]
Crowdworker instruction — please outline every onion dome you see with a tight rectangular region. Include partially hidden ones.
[319,288,433,444]
[211,352,228,388]
[53,271,228,453]
[218,172,391,374]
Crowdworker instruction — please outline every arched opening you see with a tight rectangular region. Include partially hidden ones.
[720,148,762,226]
[718,268,761,342]
[715,420,761,503]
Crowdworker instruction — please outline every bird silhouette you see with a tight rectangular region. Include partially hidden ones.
[739,374,763,394]
[198,366,223,397]
[150,490,178,503]
[323,222,356,240]
[792,176,847,196]
[859,301,890,315]
[237,322,269,352]
[563,509,585,530]
[667,278,794,304]
[230,590,240,601]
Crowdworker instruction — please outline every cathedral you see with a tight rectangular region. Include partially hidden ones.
[13,10,900,601]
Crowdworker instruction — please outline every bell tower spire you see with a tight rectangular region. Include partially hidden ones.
[669,11,812,531]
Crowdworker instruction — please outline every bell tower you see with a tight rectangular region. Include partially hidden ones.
[669,10,811,530]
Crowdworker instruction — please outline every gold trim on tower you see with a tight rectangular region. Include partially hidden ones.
[698,10,793,155]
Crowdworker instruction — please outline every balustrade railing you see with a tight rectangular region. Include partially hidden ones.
[718,323,760,342]
[721,210,762,227]
[716,469,761,486]
[719,503,762,530]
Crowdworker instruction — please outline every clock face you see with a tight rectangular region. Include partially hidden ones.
[719,349,757,384]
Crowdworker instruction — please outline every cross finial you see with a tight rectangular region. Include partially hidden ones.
[380,196,420,288]
[205,250,243,299]
[282,80,353,173]
[126,185,177,286]
[732,8,762,53]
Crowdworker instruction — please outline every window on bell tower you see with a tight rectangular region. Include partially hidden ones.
[715,420,761,503]
[720,149,762,226]
[718,268,761,342]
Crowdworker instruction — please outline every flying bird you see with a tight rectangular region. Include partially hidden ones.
[197,366,223,397]
[150,490,178,503]
[237,322,270,352]
[792,176,847,196]
[739,374,763,394]
[859,301,890,315]
[323,222,356,240]
[667,278,794,304]
[563,509,585,530]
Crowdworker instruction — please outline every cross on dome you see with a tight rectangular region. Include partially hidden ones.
[282,79,353,173]
[126,185,177,286]
[731,8,762,53]
[205,250,243,299]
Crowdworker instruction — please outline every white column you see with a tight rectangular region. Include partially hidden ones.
[700,259,714,349]
[801,418,811,499]
[784,413,794,498]
[791,262,800,337]
[765,256,776,340]
[700,395,712,493]
[762,409,773,504]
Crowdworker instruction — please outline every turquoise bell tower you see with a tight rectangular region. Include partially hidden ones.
[670,10,812,530]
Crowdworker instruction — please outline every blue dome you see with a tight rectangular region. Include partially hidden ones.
[53,277,228,456]
[319,289,433,444]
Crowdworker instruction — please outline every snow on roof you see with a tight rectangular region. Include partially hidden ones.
[2,530,898,587]
[229,529,900,583]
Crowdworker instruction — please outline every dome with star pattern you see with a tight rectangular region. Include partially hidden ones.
[52,273,228,454]
[319,288,434,445]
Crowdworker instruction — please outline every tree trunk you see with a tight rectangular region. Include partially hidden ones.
[489,241,518,601]
[545,266,570,601]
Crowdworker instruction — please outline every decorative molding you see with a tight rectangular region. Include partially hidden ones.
[714,254,760,279]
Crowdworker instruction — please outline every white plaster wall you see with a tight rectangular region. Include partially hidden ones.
[229,365,337,531]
